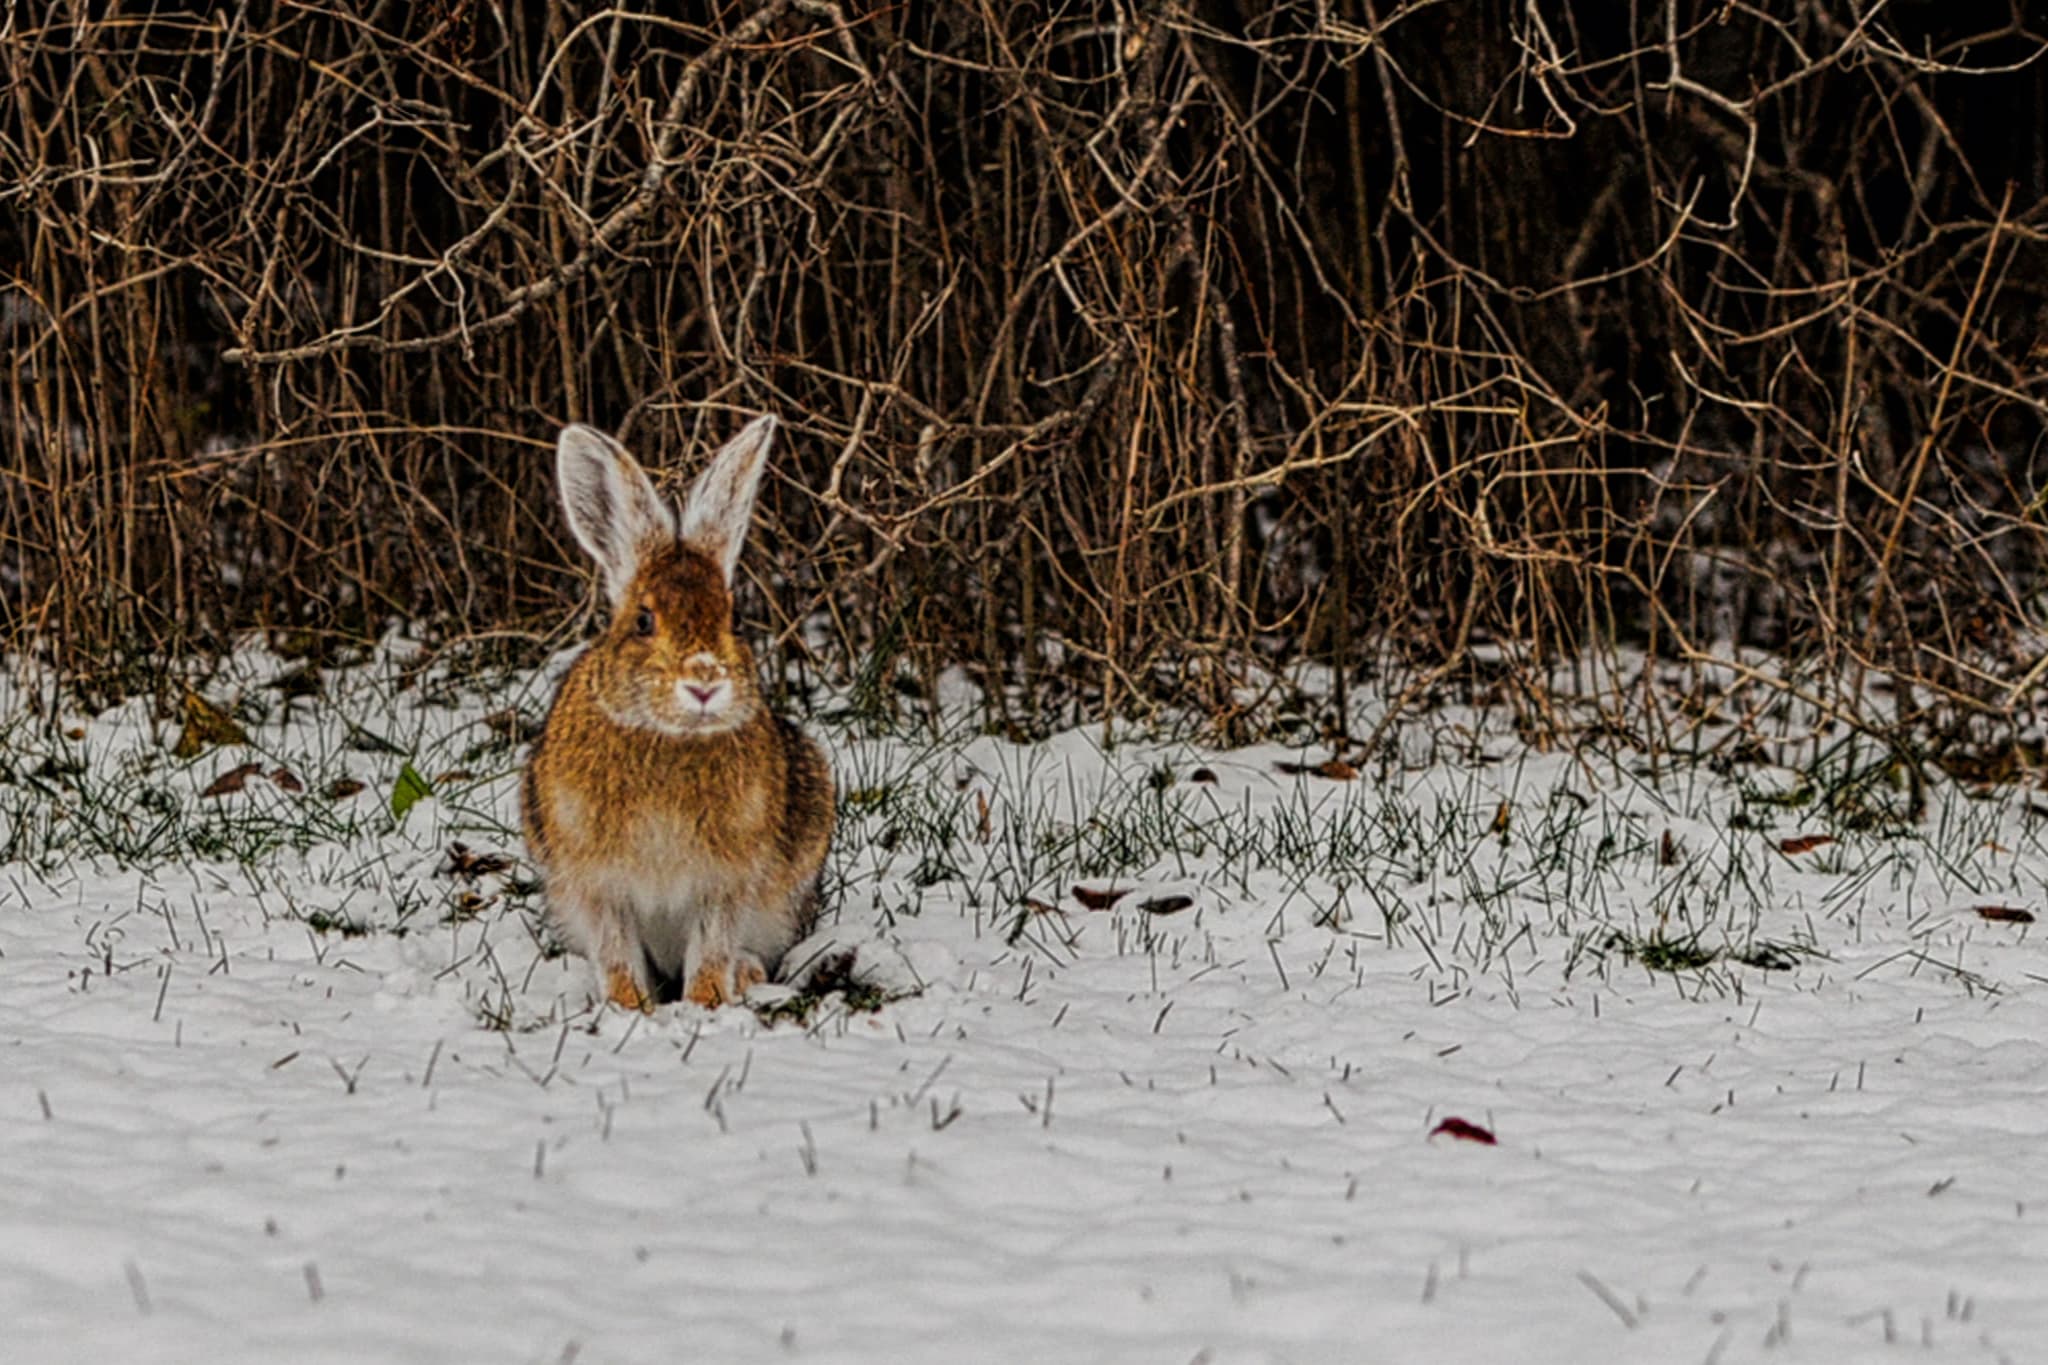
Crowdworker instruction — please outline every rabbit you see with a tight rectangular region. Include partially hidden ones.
[522,414,835,1011]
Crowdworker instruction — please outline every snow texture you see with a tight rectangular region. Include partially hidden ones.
[2,647,2044,1364]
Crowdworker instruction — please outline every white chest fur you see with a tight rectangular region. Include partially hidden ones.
[544,774,783,972]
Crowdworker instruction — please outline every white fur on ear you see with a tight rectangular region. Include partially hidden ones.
[680,414,778,586]
[555,424,676,608]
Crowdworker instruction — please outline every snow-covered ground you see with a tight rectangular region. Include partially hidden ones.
[2,645,2044,1364]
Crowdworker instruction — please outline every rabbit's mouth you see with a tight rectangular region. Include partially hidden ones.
[596,687,752,736]
[668,676,744,730]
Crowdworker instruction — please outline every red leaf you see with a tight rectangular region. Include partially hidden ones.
[269,767,304,793]
[202,762,264,798]
[1975,905,2037,924]
[1429,1117,1497,1145]
[1778,834,1835,855]
[1072,885,1132,911]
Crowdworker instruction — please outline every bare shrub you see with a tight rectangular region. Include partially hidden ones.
[3,2,2045,740]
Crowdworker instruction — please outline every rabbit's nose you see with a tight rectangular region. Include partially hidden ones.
[684,683,721,706]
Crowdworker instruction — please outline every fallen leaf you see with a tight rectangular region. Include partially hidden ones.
[1490,801,1511,836]
[172,692,250,759]
[1020,898,1060,917]
[1189,767,1219,784]
[269,767,304,793]
[1138,895,1194,915]
[441,842,513,881]
[323,778,367,800]
[1778,834,1836,855]
[65,726,85,741]
[1276,758,1357,781]
[390,762,433,819]
[1974,905,2037,924]
[975,790,992,843]
[202,762,264,798]
[445,889,495,922]
[1429,1117,1497,1145]
[1659,828,1679,866]
[1072,885,1132,911]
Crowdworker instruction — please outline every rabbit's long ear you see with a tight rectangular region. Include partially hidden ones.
[556,424,676,609]
[680,413,777,586]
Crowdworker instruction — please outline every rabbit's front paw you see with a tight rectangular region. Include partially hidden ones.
[605,966,654,1013]
[684,953,766,1008]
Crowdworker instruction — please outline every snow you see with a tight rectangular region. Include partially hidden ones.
[2,649,2044,1363]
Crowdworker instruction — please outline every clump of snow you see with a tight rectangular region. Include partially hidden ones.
[1,645,2043,1363]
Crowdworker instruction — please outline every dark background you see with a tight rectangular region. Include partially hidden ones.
[5,1,2045,737]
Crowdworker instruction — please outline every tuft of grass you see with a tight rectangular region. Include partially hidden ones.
[1607,929,1811,974]
[304,909,374,938]
[1731,940,1805,971]
[1615,931,1720,973]
[753,951,913,1027]
[1738,735,1926,836]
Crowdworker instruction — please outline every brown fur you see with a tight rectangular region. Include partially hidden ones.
[524,539,835,1009]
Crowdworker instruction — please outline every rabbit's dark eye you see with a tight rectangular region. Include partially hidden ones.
[633,606,654,637]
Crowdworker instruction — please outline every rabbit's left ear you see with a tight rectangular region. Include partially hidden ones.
[680,414,778,586]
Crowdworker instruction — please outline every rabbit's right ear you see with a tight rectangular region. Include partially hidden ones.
[556,424,676,609]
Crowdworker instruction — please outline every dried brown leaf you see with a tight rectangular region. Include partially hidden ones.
[1778,834,1836,855]
[1072,885,1132,911]
[173,692,250,759]
[442,842,513,881]
[202,762,264,798]
[1974,905,2036,924]
[1275,758,1357,781]
[445,889,495,922]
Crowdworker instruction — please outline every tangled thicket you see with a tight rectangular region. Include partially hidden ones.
[5,1,2047,739]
